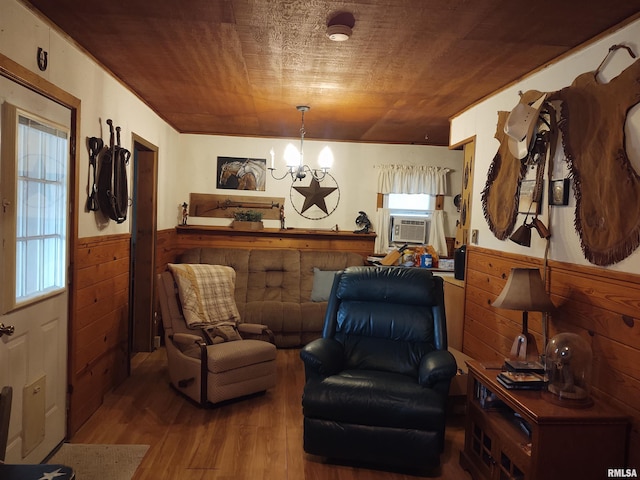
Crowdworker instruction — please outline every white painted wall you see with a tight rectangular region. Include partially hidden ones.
[178,134,462,235]
[1,0,463,241]
[450,18,640,274]
[1,0,184,239]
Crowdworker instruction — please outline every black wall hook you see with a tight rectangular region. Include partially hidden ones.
[37,47,48,71]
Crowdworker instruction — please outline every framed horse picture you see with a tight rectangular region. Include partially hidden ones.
[217,156,267,191]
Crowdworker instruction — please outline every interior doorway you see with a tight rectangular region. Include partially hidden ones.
[129,134,158,353]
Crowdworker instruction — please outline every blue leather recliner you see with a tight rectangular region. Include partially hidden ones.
[300,266,457,471]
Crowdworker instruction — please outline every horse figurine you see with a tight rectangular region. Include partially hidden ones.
[219,159,266,190]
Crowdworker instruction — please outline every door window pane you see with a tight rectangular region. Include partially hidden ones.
[15,114,68,302]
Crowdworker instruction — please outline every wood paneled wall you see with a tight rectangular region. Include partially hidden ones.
[69,229,640,466]
[462,246,640,467]
[155,228,178,274]
[69,234,131,434]
[69,225,376,434]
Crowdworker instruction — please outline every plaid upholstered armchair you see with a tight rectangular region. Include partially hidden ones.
[156,265,276,406]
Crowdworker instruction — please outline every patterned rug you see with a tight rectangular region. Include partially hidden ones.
[48,444,149,480]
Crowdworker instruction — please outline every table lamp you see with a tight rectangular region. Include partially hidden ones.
[492,268,555,360]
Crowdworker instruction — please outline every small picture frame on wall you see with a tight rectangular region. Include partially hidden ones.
[549,178,570,206]
[518,180,542,214]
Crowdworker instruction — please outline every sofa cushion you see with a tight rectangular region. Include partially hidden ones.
[247,249,301,302]
[310,268,339,302]
[168,263,241,328]
[300,251,364,301]
[300,302,327,333]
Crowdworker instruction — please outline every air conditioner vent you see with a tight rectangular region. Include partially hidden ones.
[391,216,429,244]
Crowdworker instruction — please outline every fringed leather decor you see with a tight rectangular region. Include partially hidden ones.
[481,111,527,239]
[482,90,546,240]
[552,53,640,266]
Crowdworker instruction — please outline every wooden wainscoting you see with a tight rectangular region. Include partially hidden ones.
[462,246,640,467]
[69,233,131,434]
[155,228,178,274]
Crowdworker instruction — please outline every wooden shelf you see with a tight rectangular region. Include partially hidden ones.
[460,359,629,480]
[174,225,377,258]
[176,224,376,239]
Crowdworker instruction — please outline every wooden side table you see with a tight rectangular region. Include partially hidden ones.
[459,359,629,480]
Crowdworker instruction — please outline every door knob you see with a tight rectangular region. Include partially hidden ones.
[0,323,15,337]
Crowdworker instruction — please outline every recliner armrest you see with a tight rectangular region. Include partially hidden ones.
[238,323,275,344]
[172,333,204,346]
[170,333,206,359]
[418,349,457,388]
[300,338,345,379]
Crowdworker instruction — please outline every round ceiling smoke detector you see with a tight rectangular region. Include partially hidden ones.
[326,24,352,42]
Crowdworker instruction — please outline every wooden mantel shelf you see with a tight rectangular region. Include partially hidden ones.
[176,225,376,239]
[174,225,377,258]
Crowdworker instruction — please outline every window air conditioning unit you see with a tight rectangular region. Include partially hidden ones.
[391,216,429,244]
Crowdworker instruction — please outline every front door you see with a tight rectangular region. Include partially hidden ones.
[0,75,71,463]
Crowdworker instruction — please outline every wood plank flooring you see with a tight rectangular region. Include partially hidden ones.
[70,348,472,479]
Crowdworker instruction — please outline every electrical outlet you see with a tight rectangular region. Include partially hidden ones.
[471,229,479,244]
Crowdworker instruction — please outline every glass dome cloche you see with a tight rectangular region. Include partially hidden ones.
[544,332,593,408]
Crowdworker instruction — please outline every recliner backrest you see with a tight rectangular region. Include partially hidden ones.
[179,247,251,307]
[324,266,448,377]
[157,271,203,339]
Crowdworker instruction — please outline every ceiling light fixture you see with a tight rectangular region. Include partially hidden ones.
[269,105,333,183]
[326,24,352,41]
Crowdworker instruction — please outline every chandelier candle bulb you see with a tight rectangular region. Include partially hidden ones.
[284,143,299,168]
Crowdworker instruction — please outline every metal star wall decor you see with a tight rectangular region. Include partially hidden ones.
[290,174,340,220]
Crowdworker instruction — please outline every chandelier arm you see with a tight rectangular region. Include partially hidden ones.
[268,167,293,181]
[310,168,328,182]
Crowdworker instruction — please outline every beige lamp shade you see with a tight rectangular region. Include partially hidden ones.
[493,268,554,360]
[492,268,555,312]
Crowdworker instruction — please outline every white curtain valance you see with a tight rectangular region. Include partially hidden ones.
[376,164,450,195]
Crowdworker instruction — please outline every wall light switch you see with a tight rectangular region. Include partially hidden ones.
[471,229,479,244]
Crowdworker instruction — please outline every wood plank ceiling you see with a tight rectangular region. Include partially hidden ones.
[21,0,640,146]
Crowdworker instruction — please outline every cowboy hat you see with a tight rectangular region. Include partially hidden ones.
[504,92,547,160]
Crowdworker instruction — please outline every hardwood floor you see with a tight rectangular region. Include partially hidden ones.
[70,348,472,479]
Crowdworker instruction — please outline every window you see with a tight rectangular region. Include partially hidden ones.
[386,193,434,244]
[1,104,69,311]
[387,193,435,211]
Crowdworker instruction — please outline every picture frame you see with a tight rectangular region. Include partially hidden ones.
[549,178,570,206]
[216,156,267,191]
[518,180,542,214]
